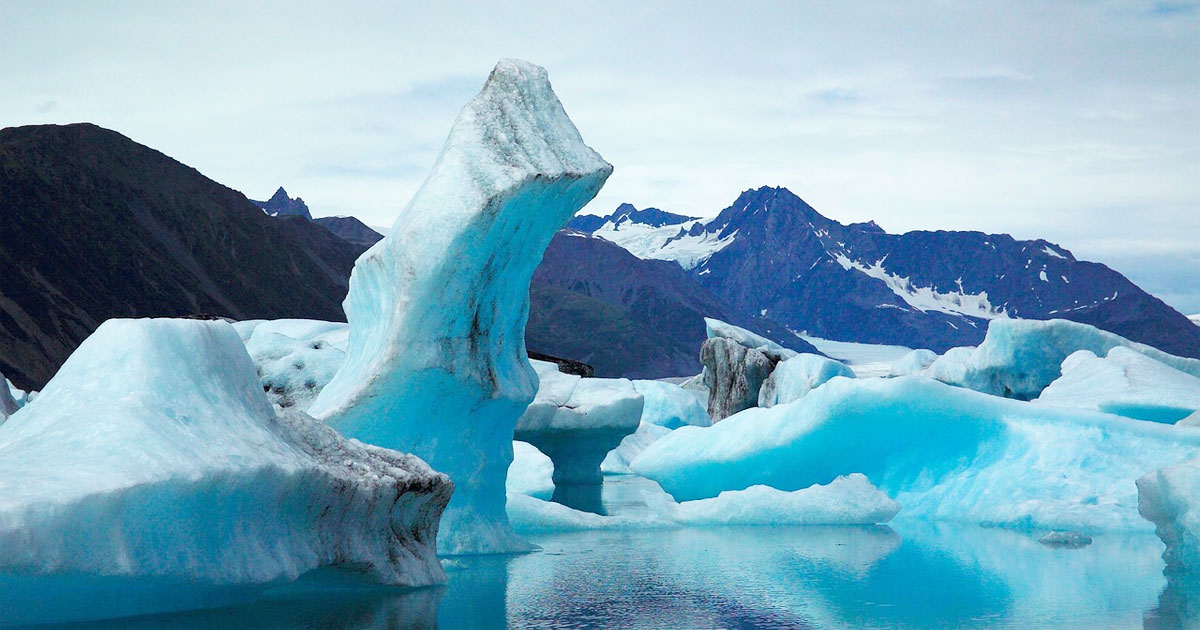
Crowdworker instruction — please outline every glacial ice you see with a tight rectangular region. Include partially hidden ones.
[0,318,451,623]
[1138,457,1200,576]
[0,374,17,424]
[705,317,798,362]
[631,375,1200,532]
[928,318,1200,400]
[601,422,675,475]
[514,360,643,485]
[307,59,612,555]
[635,379,712,429]
[508,440,555,500]
[889,348,938,377]
[1138,457,1200,622]
[1033,347,1200,423]
[758,353,855,407]
[601,379,711,474]
[658,474,900,526]
[701,337,774,421]
[234,319,350,410]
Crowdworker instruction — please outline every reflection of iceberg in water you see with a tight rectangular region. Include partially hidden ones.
[36,477,1180,628]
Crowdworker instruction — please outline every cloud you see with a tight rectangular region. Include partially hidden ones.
[0,1,1195,311]
[33,100,57,113]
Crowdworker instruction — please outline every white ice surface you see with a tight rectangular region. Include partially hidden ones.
[515,361,643,484]
[0,319,450,590]
[705,317,797,361]
[929,318,1200,400]
[1139,457,1200,577]
[307,59,612,555]
[1034,347,1200,423]
[507,441,555,500]
[234,319,350,411]
[601,380,709,474]
[632,375,1200,533]
[889,349,939,377]
[657,474,900,526]
[758,353,855,407]
[798,334,915,378]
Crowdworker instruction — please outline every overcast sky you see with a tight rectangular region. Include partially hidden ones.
[3,1,1198,312]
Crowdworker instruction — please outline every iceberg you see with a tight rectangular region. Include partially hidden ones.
[657,474,900,526]
[0,319,451,625]
[507,440,555,500]
[928,318,1200,400]
[307,59,612,554]
[234,319,350,410]
[514,360,643,486]
[758,353,855,407]
[601,379,711,474]
[0,374,17,424]
[1138,457,1200,623]
[700,318,802,420]
[888,348,938,377]
[1033,347,1200,423]
[631,375,1200,532]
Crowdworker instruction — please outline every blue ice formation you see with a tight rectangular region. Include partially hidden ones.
[0,319,451,625]
[233,319,349,410]
[1139,457,1200,623]
[514,360,643,486]
[888,348,938,377]
[928,318,1200,400]
[758,353,855,407]
[507,440,555,500]
[1033,347,1200,423]
[307,59,612,555]
[631,375,1200,532]
[656,474,900,526]
[602,379,710,474]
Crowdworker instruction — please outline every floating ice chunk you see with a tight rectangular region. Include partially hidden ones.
[889,349,938,377]
[1037,531,1092,548]
[601,380,711,474]
[634,379,711,429]
[704,317,797,362]
[1180,411,1200,427]
[658,474,900,526]
[758,354,855,407]
[601,422,674,474]
[1139,457,1200,574]
[308,60,612,555]
[701,337,774,421]
[236,319,350,410]
[507,441,555,500]
[505,493,671,533]
[515,360,643,485]
[0,319,451,624]
[632,376,1200,532]
[1034,347,1200,423]
[928,318,1200,400]
[1138,456,1200,622]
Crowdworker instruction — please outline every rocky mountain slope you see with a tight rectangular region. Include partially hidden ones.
[0,123,365,389]
[572,187,1200,358]
[529,231,815,378]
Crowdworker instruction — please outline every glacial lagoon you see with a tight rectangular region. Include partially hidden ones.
[11,476,1184,630]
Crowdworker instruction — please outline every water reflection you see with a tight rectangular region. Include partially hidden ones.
[4,477,1187,629]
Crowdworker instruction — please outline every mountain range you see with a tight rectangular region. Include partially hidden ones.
[3,122,1195,390]
[572,187,1200,359]
[0,124,363,389]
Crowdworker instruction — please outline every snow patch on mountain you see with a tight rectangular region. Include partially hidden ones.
[833,253,1007,320]
[591,219,736,270]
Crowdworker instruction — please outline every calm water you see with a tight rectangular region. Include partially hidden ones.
[7,477,1195,629]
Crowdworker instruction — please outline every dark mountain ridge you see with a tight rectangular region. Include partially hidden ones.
[0,123,366,389]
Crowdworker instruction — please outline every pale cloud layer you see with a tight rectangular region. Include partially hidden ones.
[3,1,1197,312]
